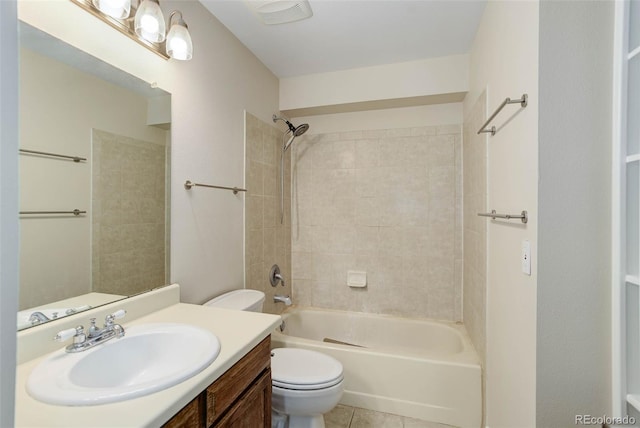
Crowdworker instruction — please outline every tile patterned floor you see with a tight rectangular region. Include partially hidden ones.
[324,405,459,428]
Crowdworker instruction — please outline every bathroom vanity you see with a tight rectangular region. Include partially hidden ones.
[165,336,271,427]
[14,284,281,427]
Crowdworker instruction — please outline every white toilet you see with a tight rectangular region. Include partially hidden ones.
[204,289,265,312]
[270,348,344,428]
[204,289,344,428]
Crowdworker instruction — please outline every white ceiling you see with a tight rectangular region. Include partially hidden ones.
[200,0,487,78]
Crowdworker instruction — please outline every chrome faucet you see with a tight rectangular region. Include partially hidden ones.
[273,295,292,306]
[29,311,50,325]
[269,265,286,287]
[54,310,126,353]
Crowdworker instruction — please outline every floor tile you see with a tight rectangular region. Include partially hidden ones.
[325,404,355,428]
[350,408,403,428]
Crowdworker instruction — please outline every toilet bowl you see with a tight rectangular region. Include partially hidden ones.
[203,289,344,428]
[271,348,344,428]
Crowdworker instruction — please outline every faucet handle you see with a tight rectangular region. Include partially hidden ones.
[105,309,126,326]
[111,309,126,320]
[54,326,82,342]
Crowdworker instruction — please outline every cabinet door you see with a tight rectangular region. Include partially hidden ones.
[163,396,204,428]
[213,370,271,428]
[206,337,270,426]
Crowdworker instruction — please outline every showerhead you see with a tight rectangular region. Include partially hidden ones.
[273,115,309,136]
[293,123,309,137]
[273,115,309,151]
[272,114,311,225]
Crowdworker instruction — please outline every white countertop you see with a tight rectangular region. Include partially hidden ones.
[15,303,281,428]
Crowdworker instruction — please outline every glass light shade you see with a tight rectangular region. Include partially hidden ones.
[166,23,193,61]
[92,0,131,19]
[134,0,166,43]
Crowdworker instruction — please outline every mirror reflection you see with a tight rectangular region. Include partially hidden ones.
[18,22,171,331]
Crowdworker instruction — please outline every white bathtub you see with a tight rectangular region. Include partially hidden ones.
[271,307,481,428]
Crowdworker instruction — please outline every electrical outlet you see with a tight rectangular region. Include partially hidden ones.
[522,240,531,275]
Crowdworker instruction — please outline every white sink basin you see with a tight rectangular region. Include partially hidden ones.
[27,323,221,406]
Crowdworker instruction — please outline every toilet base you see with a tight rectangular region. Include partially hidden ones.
[289,414,325,428]
[272,411,325,428]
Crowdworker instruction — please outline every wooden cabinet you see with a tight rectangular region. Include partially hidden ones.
[163,396,204,428]
[213,371,271,428]
[163,336,271,428]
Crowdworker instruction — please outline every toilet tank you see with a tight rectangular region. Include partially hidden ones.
[204,289,265,312]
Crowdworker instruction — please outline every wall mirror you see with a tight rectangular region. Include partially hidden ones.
[18,22,171,331]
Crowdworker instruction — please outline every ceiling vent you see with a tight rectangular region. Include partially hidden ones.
[245,0,313,25]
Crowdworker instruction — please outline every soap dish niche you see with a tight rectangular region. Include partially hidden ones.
[347,271,367,288]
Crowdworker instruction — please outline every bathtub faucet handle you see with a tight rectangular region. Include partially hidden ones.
[269,264,286,287]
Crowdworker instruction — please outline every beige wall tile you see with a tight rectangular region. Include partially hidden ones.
[463,93,487,363]
[245,113,290,314]
[291,123,462,321]
[92,130,166,295]
[246,160,263,196]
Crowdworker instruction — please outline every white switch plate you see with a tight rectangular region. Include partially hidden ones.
[522,240,531,275]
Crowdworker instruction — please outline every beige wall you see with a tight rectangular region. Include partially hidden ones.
[291,103,462,135]
[280,54,468,114]
[464,1,539,426]
[92,129,167,297]
[290,122,462,320]
[463,92,487,365]
[18,0,281,305]
[245,112,292,314]
[537,1,613,425]
[19,47,166,309]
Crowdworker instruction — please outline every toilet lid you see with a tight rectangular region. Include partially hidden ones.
[271,348,343,390]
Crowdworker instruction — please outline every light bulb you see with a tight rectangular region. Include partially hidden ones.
[166,13,193,61]
[140,14,160,34]
[135,0,166,43]
[92,0,130,19]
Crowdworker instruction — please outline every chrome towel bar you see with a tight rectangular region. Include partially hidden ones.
[20,209,86,216]
[477,94,528,136]
[184,180,247,195]
[19,149,86,163]
[478,210,528,224]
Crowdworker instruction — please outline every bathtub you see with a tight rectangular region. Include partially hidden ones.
[271,307,482,428]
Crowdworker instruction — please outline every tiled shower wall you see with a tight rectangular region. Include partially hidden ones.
[245,113,292,315]
[463,94,487,362]
[92,129,168,296]
[291,125,462,321]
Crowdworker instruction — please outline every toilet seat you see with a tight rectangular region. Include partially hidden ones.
[271,348,344,391]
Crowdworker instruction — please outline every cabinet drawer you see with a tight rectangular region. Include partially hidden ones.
[206,336,270,426]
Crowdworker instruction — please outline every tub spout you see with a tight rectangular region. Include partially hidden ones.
[274,295,292,306]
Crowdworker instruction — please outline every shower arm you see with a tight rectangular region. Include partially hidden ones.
[273,115,296,134]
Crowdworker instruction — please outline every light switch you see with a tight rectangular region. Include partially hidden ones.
[522,240,531,275]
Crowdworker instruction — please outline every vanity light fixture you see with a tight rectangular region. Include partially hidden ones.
[166,11,193,61]
[71,0,193,61]
[92,0,130,19]
[134,0,166,43]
